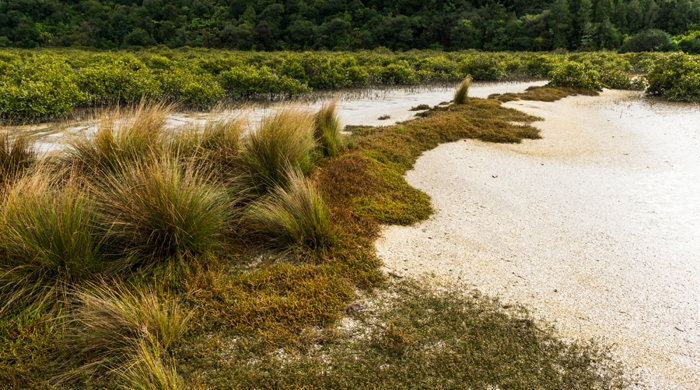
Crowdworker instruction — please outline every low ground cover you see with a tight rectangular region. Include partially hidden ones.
[0,86,628,389]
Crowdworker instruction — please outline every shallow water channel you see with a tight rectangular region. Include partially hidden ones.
[4,80,546,153]
[377,90,700,389]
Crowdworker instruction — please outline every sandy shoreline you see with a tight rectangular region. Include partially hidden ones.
[376,90,700,389]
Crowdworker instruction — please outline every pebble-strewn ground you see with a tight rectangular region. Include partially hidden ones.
[377,90,700,389]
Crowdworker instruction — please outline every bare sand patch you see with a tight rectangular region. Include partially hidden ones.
[377,90,700,389]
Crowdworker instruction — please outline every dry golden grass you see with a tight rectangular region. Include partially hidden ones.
[313,100,343,157]
[0,132,36,189]
[69,283,191,369]
[453,76,472,104]
[239,108,316,195]
[62,102,172,175]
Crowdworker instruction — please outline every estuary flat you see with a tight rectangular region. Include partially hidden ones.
[377,90,700,389]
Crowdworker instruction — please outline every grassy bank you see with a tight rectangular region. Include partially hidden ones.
[0,86,627,389]
[2,48,693,123]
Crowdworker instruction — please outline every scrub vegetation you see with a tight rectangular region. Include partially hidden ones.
[0,88,628,389]
[1,49,698,123]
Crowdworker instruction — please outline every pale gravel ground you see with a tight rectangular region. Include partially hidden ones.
[376,90,700,389]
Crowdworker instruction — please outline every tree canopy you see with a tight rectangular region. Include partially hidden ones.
[1,0,699,51]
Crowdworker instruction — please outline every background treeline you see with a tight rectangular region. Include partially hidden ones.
[1,0,700,52]
[1,48,679,123]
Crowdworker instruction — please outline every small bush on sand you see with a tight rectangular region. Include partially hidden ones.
[0,173,101,313]
[70,284,190,369]
[63,103,170,174]
[0,133,35,188]
[94,157,230,263]
[240,109,316,194]
[247,169,332,252]
[453,76,472,104]
[313,101,343,158]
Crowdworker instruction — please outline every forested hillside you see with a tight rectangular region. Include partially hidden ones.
[1,0,699,51]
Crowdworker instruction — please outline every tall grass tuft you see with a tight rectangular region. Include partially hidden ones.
[0,132,36,188]
[93,157,230,263]
[247,169,332,252]
[119,339,186,390]
[63,102,171,174]
[313,101,344,158]
[70,284,190,369]
[167,117,244,182]
[0,171,102,313]
[453,76,472,105]
[240,108,316,194]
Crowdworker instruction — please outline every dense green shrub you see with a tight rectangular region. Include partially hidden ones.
[78,61,161,105]
[619,30,676,53]
[219,65,310,98]
[157,68,224,108]
[0,48,697,122]
[0,59,83,122]
[373,62,419,85]
[646,52,700,102]
[548,61,603,90]
[459,54,508,81]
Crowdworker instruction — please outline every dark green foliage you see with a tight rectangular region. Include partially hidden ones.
[646,52,700,101]
[0,0,695,52]
[620,29,677,53]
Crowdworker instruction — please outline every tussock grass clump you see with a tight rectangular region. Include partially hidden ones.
[119,339,186,390]
[248,169,332,252]
[453,76,472,104]
[240,108,316,194]
[0,132,36,189]
[313,101,343,158]
[167,117,245,184]
[94,157,230,263]
[0,172,102,313]
[63,103,170,174]
[70,284,190,367]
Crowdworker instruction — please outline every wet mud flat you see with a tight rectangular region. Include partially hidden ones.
[377,90,700,389]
